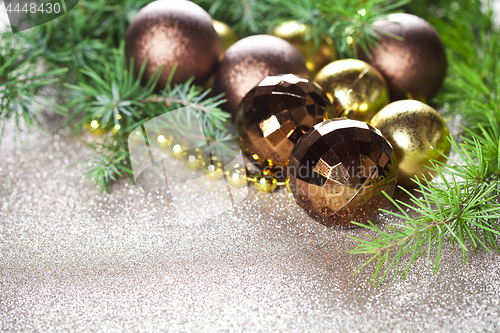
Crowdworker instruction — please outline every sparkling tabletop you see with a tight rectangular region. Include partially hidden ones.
[1,111,500,332]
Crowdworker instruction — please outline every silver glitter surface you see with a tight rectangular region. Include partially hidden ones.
[1,112,500,332]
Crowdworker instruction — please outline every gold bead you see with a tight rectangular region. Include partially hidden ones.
[226,164,248,188]
[314,59,389,122]
[184,147,204,171]
[170,138,188,160]
[84,120,106,136]
[271,21,337,76]
[253,172,278,193]
[202,156,225,180]
[285,178,292,193]
[370,100,451,187]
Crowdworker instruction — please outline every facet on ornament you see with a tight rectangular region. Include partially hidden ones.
[236,74,336,173]
[288,118,398,227]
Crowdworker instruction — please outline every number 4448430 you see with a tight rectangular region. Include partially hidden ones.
[6,2,62,14]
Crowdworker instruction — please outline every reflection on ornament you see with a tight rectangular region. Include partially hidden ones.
[170,138,188,160]
[227,164,248,188]
[314,59,389,122]
[213,20,238,55]
[213,34,310,118]
[202,156,225,180]
[288,118,398,227]
[271,21,337,75]
[184,148,204,171]
[254,172,278,193]
[236,74,334,171]
[125,0,221,88]
[370,100,450,187]
[357,13,447,101]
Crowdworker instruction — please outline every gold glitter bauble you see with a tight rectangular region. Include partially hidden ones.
[184,148,204,171]
[125,0,221,89]
[314,59,389,122]
[358,13,447,101]
[370,100,451,187]
[213,34,310,118]
[236,74,334,170]
[254,172,278,193]
[213,20,238,54]
[288,118,398,227]
[227,164,248,188]
[271,21,337,75]
[202,156,225,180]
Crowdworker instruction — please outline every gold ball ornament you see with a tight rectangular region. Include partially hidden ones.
[357,13,447,101]
[213,20,238,54]
[202,156,225,180]
[236,74,334,170]
[170,138,188,160]
[271,21,337,75]
[227,164,248,188]
[370,100,451,187]
[213,34,310,118]
[314,59,389,122]
[125,0,221,89]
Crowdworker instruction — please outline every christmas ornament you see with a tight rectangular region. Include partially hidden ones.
[125,0,221,89]
[213,34,310,118]
[184,148,204,171]
[370,100,451,187]
[202,156,225,180]
[271,21,337,75]
[314,59,389,122]
[253,171,278,193]
[236,74,334,171]
[357,13,447,101]
[288,118,398,227]
[213,20,238,55]
[226,164,248,188]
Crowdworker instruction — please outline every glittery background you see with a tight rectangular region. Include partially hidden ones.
[2,108,500,332]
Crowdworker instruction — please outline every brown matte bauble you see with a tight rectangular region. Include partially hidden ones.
[236,74,333,171]
[125,0,221,89]
[213,35,310,118]
[357,13,447,101]
[370,100,451,187]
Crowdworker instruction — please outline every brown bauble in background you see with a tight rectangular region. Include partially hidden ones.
[213,35,310,118]
[357,13,447,101]
[125,0,221,89]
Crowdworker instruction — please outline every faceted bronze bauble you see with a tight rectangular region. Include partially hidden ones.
[213,20,238,54]
[314,59,389,122]
[125,0,221,89]
[236,74,334,170]
[271,21,337,76]
[213,35,310,118]
[288,118,398,227]
[370,100,451,188]
[357,13,447,101]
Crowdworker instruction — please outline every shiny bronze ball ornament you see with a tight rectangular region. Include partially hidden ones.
[236,74,334,171]
[314,59,389,122]
[213,34,310,118]
[370,100,451,188]
[125,0,221,89]
[271,21,337,75]
[357,13,447,101]
[213,20,238,54]
[288,118,398,227]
